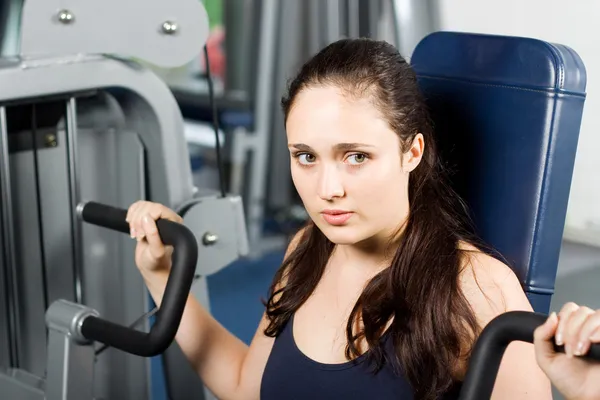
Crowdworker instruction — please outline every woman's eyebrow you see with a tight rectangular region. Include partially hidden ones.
[288,143,375,151]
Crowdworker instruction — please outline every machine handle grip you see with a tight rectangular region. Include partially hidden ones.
[458,311,600,400]
[76,201,198,357]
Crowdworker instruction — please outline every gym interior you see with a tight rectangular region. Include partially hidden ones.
[0,0,598,399]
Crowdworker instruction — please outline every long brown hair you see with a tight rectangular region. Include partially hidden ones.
[264,38,486,400]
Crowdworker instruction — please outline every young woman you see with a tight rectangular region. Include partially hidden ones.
[126,38,551,399]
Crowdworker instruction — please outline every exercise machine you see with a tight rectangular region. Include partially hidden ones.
[1,201,199,400]
[458,311,600,400]
[0,0,248,399]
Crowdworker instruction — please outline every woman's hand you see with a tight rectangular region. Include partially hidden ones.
[126,201,184,274]
[534,302,600,400]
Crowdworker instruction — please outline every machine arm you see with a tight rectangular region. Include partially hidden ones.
[45,202,198,358]
[458,311,600,400]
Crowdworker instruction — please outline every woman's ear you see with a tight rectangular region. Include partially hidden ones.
[402,133,424,172]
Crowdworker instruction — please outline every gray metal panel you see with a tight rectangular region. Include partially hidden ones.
[37,126,76,307]
[0,372,44,400]
[76,118,149,399]
[115,129,152,400]
[10,150,48,377]
[20,0,209,68]
[181,195,249,276]
[45,330,95,400]
[0,55,195,211]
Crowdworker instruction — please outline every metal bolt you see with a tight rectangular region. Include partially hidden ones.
[162,21,178,35]
[45,133,57,147]
[57,9,74,24]
[202,232,218,246]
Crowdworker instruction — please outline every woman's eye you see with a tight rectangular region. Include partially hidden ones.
[298,153,316,164]
[347,153,367,165]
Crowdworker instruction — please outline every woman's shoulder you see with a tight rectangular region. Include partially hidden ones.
[457,242,534,327]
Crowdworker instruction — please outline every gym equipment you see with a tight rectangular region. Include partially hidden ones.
[1,201,198,399]
[412,31,587,314]
[0,0,248,399]
[457,311,600,400]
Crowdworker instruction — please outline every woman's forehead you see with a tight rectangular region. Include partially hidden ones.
[286,86,395,146]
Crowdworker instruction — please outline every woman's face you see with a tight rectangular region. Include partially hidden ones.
[286,85,424,246]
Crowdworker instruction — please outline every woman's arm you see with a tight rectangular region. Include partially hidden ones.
[459,250,552,400]
[142,270,273,400]
[142,226,306,400]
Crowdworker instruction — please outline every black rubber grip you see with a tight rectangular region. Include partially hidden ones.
[77,201,198,357]
[79,201,131,235]
[459,311,600,400]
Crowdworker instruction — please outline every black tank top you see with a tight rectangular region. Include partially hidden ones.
[260,314,462,399]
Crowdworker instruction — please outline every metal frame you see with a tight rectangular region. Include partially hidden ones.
[44,300,97,400]
[65,98,84,304]
[0,55,195,400]
[0,0,22,56]
[0,1,250,399]
[0,105,20,368]
[0,299,109,400]
[0,55,249,400]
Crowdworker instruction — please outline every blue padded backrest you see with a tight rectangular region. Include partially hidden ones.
[411,31,587,313]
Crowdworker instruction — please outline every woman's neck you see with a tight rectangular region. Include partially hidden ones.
[325,214,408,276]
[331,241,393,276]
[339,222,405,265]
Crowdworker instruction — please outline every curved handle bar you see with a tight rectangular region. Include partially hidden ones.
[76,201,198,357]
[459,311,600,400]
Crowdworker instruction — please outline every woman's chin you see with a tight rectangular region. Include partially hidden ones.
[318,225,363,245]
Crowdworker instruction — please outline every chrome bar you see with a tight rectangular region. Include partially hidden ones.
[65,98,83,304]
[0,105,20,366]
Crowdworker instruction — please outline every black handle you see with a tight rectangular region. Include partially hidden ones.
[77,201,198,357]
[459,311,600,400]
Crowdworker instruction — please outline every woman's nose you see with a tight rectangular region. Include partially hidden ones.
[317,165,345,200]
